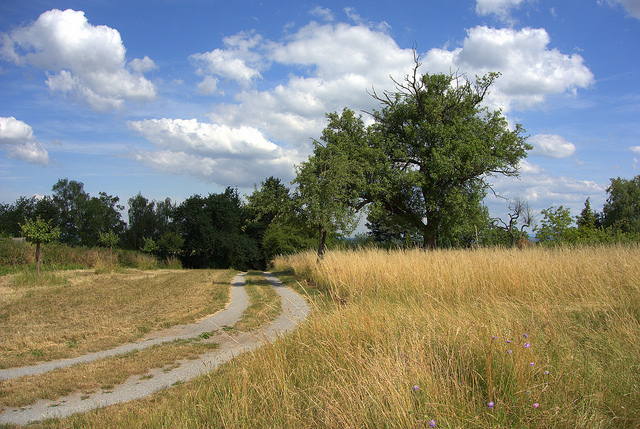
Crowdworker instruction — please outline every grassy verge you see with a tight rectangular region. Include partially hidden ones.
[231,271,282,332]
[29,245,639,428]
[0,269,234,368]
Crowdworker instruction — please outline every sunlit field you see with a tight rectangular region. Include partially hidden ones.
[19,245,640,428]
[0,269,234,368]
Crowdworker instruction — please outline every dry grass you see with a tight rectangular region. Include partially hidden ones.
[0,269,234,368]
[17,246,640,428]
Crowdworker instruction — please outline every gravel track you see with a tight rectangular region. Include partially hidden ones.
[0,271,310,426]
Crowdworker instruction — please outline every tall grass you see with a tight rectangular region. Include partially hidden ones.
[33,246,640,428]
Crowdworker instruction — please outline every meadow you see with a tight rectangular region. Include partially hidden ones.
[2,245,638,428]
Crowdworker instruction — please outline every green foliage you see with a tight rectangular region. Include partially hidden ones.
[19,217,61,245]
[98,231,119,249]
[19,217,60,275]
[51,178,125,247]
[261,222,316,262]
[293,109,366,259]
[245,176,302,266]
[576,198,598,231]
[173,188,260,270]
[141,237,159,254]
[534,206,574,245]
[363,67,530,248]
[601,175,640,234]
[157,231,184,259]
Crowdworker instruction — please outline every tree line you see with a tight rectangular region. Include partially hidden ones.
[0,177,322,270]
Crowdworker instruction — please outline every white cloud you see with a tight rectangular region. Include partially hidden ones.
[529,134,577,158]
[129,56,157,73]
[127,118,303,186]
[422,26,594,112]
[487,169,606,221]
[205,22,414,151]
[475,0,529,22]
[0,9,156,111]
[190,31,263,89]
[0,116,49,165]
[310,6,334,21]
[518,159,542,174]
[601,0,640,19]
[630,145,640,155]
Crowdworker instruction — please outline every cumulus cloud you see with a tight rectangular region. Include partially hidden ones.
[475,0,529,22]
[190,31,263,89]
[0,9,156,111]
[423,26,594,112]
[129,56,157,73]
[206,22,414,152]
[127,118,303,186]
[600,0,640,19]
[0,116,49,165]
[529,134,577,158]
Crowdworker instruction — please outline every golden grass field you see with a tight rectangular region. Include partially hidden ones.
[2,245,639,428]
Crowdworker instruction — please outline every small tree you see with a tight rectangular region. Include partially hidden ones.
[20,216,61,275]
[141,237,159,255]
[98,230,119,266]
[535,205,574,245]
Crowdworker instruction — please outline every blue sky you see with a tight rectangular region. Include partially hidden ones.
[1,0,639,227]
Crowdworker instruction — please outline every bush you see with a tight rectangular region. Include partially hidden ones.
[0,237,33,271]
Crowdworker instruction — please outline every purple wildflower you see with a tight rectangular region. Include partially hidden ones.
[491,336,497,340]
[529,362,535,366]
[523,333,529,338]
[507,349,513,354]
[429,419,436,427]
[533,403,540,409]
[544,370,550,375]
[524,342,531,348]
[413,385,419,392]
[488,401,495,409]
[506,340,512,343]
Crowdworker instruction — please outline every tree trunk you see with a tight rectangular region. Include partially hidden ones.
[422,226,437,249]
[316,226,327,263]
[35,241,41,276]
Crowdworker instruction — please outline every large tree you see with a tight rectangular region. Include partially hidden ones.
[365,62,530,247]
[304,58,530,248]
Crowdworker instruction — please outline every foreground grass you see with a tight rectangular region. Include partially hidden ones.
[0,269,234,368]
[18,246,640,428]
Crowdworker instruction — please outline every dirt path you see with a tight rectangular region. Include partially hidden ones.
[0,272,310,426]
